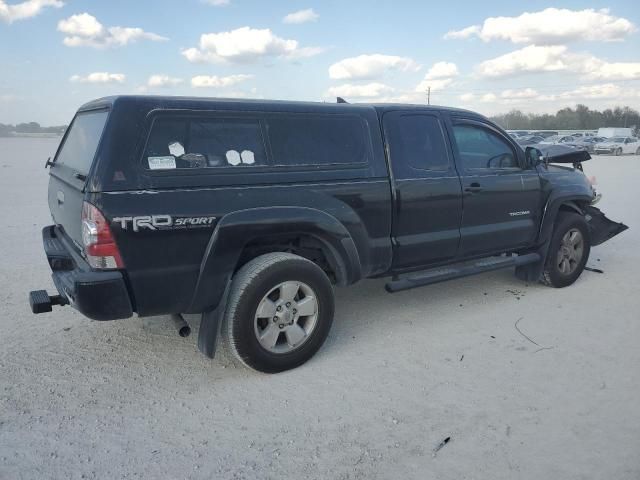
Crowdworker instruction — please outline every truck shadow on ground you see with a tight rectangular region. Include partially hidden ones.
[124,267,540,370]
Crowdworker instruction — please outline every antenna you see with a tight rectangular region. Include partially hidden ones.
[427,86,431,105]
[336,97,348,104]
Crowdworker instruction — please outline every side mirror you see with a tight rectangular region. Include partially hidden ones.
[525,146,544,167]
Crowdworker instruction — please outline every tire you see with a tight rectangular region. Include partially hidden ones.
[223,252,334,373]
[541,212,591,288]
[636,147,640,155]
[615,147,622,156]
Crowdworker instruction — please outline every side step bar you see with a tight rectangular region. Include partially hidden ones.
[385,253,541,293]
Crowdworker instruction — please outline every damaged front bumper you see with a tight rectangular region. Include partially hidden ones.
[584,205,628,246]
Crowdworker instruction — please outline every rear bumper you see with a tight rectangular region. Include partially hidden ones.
[29,225,133,321]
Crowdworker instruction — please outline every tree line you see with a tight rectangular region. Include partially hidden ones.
[489,105,639,132]
[0,122,67,137]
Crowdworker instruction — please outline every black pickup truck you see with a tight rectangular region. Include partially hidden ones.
[30,96,627,372]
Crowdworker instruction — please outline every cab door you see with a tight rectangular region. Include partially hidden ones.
[383,111,463,270]
[447,117,542,258]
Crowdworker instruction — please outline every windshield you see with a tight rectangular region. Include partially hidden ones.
[55,110,109,174]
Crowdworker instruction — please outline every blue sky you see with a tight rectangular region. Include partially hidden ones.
[1,0,639,124]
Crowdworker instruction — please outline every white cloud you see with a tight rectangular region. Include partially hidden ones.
[328,54,419,80]
[283,8,319,24]
[476,44,640,81]
[58,13,168,48]
[182,26,321,63]
[587,62,640,81]
[202,0,229,5]
[458,84,640,114]
[424,61,459,79]
[480,93,497,103]
[476,45,576,78]
[326,82,394,99]
[191,74,253,88]
[0,0,62,24]
[444,25,480,40]
[415,77,454,92]
[147,74,183,88]
[500,88,538,99]
[414,61,459,93]
[69,72,125,84]
[539,83,640,102]
[445,8,636,44]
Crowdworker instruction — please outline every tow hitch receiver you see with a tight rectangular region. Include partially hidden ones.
[29,289,68,314]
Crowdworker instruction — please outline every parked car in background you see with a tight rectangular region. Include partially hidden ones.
[540,135,575,145]
[507,130,529,138]
[570,132,595,138]
[516,135,545,146]
[564,137,607,153]
[535,131,558,138]
[594,137,640,155]
[597,127,634,138]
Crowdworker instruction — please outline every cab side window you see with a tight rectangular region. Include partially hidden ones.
[385,114,450,171]
[452,124,519,170]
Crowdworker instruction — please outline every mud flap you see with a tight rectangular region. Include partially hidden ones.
[584,206,628,246]
[197,281,231,358]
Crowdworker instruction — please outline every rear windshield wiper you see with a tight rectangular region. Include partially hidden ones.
[74,172,87,181]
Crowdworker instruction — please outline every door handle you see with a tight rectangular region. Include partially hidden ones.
[465,182,482,193]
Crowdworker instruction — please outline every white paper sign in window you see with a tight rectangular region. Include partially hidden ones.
[168,141,185,157]
[226,150,241,166]
[148,156,177,170]
[241,150,255,164]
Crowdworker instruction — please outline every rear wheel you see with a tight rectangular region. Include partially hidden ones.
[541,212,590,288]
[223,252,334,373]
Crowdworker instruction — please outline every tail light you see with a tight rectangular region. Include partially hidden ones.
[81,202,124,269]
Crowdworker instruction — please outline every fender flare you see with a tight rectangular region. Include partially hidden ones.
[515,194,592,282]
[190,206,361,358]
[538,194,592,247]
[187,206,361,315]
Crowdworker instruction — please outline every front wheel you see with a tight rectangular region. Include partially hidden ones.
[542,212,591,288]
[615,147,622,156]
[636,147,640,155]
[223,252,335,373]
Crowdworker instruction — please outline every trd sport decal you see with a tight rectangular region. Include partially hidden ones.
[112,215,216,232]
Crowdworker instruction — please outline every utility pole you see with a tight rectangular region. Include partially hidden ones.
[427,86,431,105]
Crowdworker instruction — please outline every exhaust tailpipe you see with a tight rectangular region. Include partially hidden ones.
[170,314,191,338]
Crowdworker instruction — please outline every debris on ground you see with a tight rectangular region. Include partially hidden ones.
[514,317,554,353]
[433,436,451,455]
[585,267,604,273]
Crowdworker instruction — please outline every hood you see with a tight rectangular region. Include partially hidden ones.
[533,144,591,164]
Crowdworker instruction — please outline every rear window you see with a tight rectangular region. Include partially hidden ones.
[265,115,368,166]
[144,116,267,169]
[55,110,108,174]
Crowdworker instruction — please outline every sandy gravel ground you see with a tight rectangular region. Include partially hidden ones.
[1,137,639,479]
